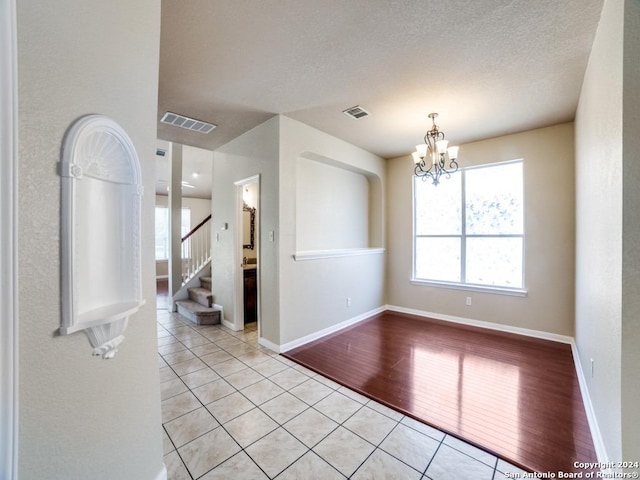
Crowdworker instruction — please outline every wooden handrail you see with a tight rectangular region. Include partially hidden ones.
[181,214,211,242]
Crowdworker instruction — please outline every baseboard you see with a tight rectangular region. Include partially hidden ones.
[271,303,607,463]
[570,341,609,465]
[385,304,574,344]
[154,464,167,480]
[221,318,235,331]
[258,336,280,354]
[279,305,386,353]
[386,304,608,466]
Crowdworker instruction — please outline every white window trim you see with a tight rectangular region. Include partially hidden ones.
[1,0,18,477]
[412,159,526,295]
[410,278,527,297]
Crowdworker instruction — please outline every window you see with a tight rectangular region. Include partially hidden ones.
[155,206,191,260]
[413,160,524,291]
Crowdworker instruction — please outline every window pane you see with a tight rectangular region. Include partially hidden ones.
[466,237,523,288]
[415,237,461,282]
[155,207,168,260]
[155,207,191,260]
[415,173,461,235]
[180,208,192,259]
[466,162,523,235]
[181,208,191,237]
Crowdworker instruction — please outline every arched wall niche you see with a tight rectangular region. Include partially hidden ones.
[294,151,384,260]
[59,114,144,358]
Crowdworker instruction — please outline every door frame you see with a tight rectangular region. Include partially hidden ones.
[1,0,19,477]
[233,175,260,333]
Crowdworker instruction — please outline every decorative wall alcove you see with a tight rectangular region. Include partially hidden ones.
[293,152,384,260]
[59,115,144,358]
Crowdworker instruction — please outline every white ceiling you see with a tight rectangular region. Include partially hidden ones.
[157,0,604,162]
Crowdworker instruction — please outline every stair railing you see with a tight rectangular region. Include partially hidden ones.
[181,214,211,284]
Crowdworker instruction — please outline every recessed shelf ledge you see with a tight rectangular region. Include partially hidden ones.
[60,300,146,335]
[293,247,385,261]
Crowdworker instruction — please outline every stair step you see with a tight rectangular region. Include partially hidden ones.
[188,287,213,307]
[175,300,221,325]
[199,276,212,291]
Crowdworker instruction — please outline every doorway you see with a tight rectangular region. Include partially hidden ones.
[234,175,260,333]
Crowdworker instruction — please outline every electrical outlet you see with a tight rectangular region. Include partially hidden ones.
[269,230,274,242]
[466,296,472,306]
[346,297,352,307]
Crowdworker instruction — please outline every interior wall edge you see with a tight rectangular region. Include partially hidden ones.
[570,341,609,465]
[0,0,18,477]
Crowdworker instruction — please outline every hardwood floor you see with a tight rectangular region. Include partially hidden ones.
[283,311,597,474]
[156,278,169,310]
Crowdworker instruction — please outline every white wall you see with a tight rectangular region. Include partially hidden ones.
[279,116,386,345]
[575,0,623,461]
[296,157,369,251]
[575,0,640,464]
[212,117,280,343]
[387,123,576,336]
[16,1,163,478]
[212,115,385,347]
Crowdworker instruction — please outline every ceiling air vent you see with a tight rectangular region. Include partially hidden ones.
[342,105,370,119]
[160,112,216,134]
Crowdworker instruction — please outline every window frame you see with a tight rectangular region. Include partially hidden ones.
[411,159,527,296]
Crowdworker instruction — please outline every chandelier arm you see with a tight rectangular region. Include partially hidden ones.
[415,160,439,183]
[415,160,434,175]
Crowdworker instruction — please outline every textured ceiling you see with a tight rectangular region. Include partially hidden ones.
[158,0,604,160]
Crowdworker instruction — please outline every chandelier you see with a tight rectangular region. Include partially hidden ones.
[412,113,460,185]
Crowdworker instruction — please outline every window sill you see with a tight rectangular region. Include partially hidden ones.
[293,248,385,261]
[410,278,527,297]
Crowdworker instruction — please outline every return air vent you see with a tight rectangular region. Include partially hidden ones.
[342,105,370,119]
[160,112,216,134]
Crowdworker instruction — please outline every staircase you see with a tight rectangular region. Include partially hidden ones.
[175,276,222,325]
[181,214,211,285]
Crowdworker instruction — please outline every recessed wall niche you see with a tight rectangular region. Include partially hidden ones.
[295,152,383,257]
[59,115,144,358]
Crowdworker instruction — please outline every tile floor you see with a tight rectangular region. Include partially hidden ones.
[158,310,529,479]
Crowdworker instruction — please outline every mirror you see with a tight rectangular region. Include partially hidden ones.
[243,203,256,250]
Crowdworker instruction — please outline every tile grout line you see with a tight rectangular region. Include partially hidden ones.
[160,312,513,479]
